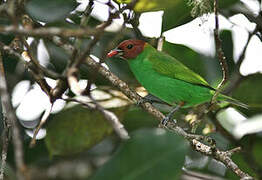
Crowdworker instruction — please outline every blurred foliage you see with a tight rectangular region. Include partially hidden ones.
[0,18,14,45]
[0,0,262,179]
[91,128,188,180]
[232,73,262,116]
[45,105,128,156]
[123,107,158,131]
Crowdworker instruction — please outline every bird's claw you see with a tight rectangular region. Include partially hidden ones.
[136,97,153,106]
[161,117,176,127]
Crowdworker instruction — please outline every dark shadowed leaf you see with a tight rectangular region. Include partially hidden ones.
[252,137,262,167]
[232,73,262,115]
[45,105,127,156]
[91,128,188,180]
[0,18,14,45]
[106,57,138,85]
[123,107,158,131]
[26,0,78,23]
[220,30,235,76]
[44,40,70,73]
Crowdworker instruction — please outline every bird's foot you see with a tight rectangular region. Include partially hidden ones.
[161,117,176,127]
[137,97,153,106]
[160,103,184,126]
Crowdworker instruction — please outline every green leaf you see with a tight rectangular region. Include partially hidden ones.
[26,0,78,23]
[45,105,127,156]
[232,73,262,115]
[163,0,238,31]
[116,0,238,31]
[91,128,188,180]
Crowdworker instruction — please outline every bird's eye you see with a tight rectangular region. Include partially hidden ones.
[126,44,133,49]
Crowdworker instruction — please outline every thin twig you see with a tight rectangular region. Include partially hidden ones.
[211,0,229,103]
[0,42,61,79]
[157,36,165,51]
[191,139,252,179]
[29,103,53,147]
[19,40,52,98]
[0,26,97,38]
[0,51,28,180]
[80,0,94,27]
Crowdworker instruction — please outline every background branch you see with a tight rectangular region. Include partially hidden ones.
[211,0,229,103]
[85,56,252,179]
[0,52,28,180]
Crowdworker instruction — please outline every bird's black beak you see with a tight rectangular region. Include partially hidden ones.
[107,48,124,58]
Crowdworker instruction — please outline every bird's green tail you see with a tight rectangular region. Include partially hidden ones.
[218,94,248,109]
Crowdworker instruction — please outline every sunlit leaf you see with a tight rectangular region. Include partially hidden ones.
[91,128,188,180]
[26,0,78,23]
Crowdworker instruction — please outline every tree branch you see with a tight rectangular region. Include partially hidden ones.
[84,56,253,179]
[0,26,97,38]
[0,52,28,180]
[211,0,229,103]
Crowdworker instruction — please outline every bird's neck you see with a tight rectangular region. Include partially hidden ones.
[128,46,156,83]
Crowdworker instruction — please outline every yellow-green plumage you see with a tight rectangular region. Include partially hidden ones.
[108,39,247,109]
[127,43,246,108]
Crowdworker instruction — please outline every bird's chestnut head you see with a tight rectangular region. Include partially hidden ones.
[107,39,146,60]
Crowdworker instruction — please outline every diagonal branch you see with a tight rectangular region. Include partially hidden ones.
[85,56,253,179]
[211,0,229,103]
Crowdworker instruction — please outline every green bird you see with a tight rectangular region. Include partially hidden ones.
[107,39,247,124]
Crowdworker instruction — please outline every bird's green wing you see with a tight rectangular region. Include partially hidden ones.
[148,47,213,89]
